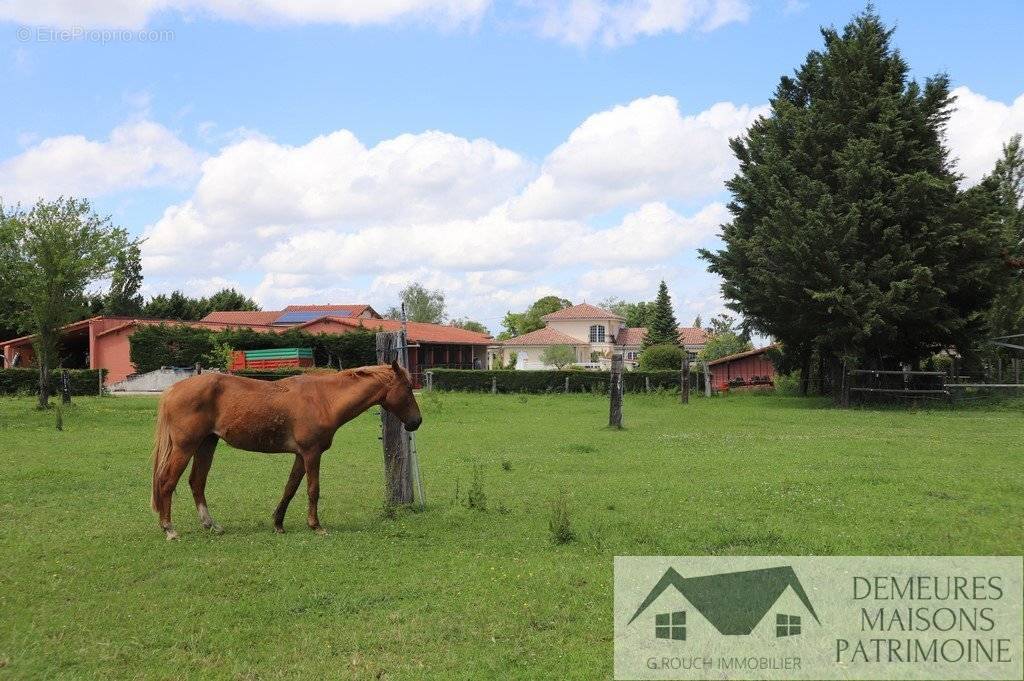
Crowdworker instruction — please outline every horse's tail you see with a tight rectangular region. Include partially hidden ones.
[150,397,173,513]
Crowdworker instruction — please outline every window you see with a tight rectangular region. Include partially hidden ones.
[776,614,801,637]
[626,351,637,360]
[589,324,606,342]
[655,611,686,640]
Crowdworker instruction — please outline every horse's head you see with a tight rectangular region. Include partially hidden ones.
[381,360,422,432]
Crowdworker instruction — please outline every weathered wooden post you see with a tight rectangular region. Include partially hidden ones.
[702,359,712,397]
[645,376,650,393]
[680,354,689,404]
[491,376,497,394]
[60,368,72,405]
[565,376,570,393]
[376,329,416,506]
[195,362,202,375]
[609,353,623,429]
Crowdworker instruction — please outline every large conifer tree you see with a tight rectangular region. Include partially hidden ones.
[642,281,680,348]
[701,9,1005,386]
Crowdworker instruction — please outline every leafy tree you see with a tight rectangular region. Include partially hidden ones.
[638,343,684,370]
[700,9,1006,398]
[641,281,679,349]
[143,291,205,320]
[698,332,753,363]
[500,295,572,338]
[0,198,134,408]
[540,344,576,369]
[450,318,490,335]
[204,288,259,315]
[692,315,702,329]
[385,282,446,323]
[602,297,656,327]
[102,240,144,315]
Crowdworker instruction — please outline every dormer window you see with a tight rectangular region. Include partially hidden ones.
[589,324,606,343]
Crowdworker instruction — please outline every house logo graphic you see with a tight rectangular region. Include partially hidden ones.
[627,566,820,641]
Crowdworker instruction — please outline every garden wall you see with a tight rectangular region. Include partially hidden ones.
[0,368,107,396]
[427,369,697,393]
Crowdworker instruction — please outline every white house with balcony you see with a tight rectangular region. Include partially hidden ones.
[489,302,708,370]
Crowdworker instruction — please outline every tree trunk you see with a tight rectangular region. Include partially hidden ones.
[37,344,50,410]
[799,351,810,396]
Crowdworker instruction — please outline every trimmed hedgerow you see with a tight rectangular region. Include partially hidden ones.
[428,369,688,393]
[0,368,107,395]
[129,324,377,374]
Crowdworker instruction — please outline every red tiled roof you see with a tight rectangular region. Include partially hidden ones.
[293,316,493,345]
[706,344,778,367]
[614,327,710,347]
[200,310,281,325]
[678,327,711,346]
[283,304,379,318]
[500,327,588,346]
[541,303,624,321]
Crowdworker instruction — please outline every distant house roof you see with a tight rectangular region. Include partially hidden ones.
[200,311,280,326]
[500,327,588,346]
[705,344,778,367]
[615,327,710,347]
[541,303,624,321]
[283,304,379,318]
[293,316,493,345]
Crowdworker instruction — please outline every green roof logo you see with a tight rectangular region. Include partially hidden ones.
[628,566,820,638]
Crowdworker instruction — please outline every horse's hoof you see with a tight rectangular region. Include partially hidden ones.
[313,527,328,536]
[209,523,224,535]
[165,529,179,541]
[274,526,285,534]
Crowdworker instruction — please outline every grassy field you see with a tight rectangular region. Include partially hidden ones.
[1,392,1022,679]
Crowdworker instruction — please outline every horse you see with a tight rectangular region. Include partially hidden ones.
[150,361,422,540]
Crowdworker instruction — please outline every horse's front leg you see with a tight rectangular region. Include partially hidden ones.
[272,454,305,534]
[302,450,326,534]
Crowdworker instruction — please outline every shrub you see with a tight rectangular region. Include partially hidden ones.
[540,344,576,369]
[638,343,684,371]
[0,368,106,396]
[465,463,487,511]
[773,371,801,396]
[428,369,686,393]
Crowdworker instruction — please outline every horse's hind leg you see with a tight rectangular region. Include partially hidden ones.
[189,435,222,534]
[157,446,194,541]
[272,454,305,534]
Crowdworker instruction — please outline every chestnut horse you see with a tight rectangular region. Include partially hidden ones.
[151,362,421,540]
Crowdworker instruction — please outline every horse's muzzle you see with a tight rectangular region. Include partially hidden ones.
[404,416,422,432]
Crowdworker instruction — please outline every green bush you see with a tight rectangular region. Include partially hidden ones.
[638,343,684,370]
[129,324,376,373]
[428,369,687,393]
[0,368,106,396]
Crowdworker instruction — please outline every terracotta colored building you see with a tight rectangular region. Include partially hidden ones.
[0,304,491,387]
[705,346,778,391]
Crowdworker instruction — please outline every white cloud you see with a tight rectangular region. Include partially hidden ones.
[0,120,201,204]
[536,0,750,47]
[947,86,1024,185]
[513,95,767,219]
[0,0,490,30]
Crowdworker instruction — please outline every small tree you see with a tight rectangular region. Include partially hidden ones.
[541,344,576,369]
[450,318,489,335]
[386,282,446,323]
[642,281,680,349]
[0,198,134,409]
[699,332,752,363]
[638,343,684,371]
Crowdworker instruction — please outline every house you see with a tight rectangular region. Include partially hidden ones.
[0,304,490,387]
[705,345,777,391]
[490,302,708,370]
[627,566,819,642]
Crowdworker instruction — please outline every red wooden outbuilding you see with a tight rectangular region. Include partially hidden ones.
[706,345,777,391]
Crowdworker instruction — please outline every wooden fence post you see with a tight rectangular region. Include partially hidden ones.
[491,376,497,394]
[609,353,623,429]
[195,362,202,375]
[645,376,650,393]
[376,331,414,505]
[565,376,570,393]
[680,354,689,404]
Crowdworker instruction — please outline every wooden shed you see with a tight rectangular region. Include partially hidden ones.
[706,345,778,391]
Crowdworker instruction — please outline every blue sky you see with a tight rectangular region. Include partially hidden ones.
[1,1,1022,332]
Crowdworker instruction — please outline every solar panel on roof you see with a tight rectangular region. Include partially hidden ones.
[273,310,352,325]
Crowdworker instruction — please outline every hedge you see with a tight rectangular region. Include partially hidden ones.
[427,369,693,393]
[129,324,377,374]
[0,368,107,396]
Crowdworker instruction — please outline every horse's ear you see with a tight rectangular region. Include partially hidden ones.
[391,359,400,372]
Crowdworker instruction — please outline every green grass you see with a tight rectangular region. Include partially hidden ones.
[1,392,1022,679]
